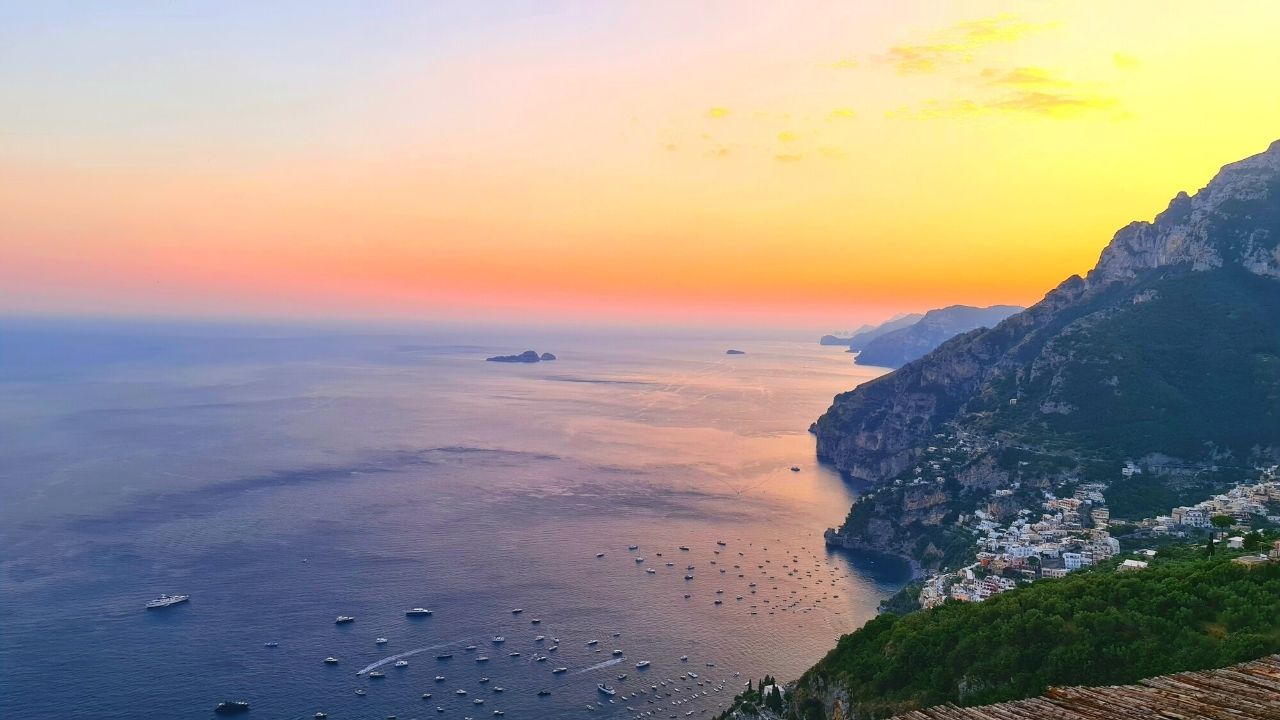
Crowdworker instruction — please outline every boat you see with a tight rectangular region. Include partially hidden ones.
[335,615,355,624]
[646,568,655,574]
[597,684,617,696]
[511,608,523,614]
[146,594,189,609]
[479,677,490,683]
[473,698,484,705]
[531,618,541,624]
[678,545,690,551]
[436,706,444,713]
[406,608,433,616]
[586,639,598,645]
[687,672,698,679]
[476,656,489,662]
[617,673,628,680]
[314,713,327,719]
[680,656,688,661]
[683,594,691,598]
[375,637,388,645]
[634,557,644,563]
[595,552,605,558]
[492,635,505,643]
[354,689,366,696]
[537,690,551,697]
[264,641,278,648]
[421,693,432,699]
[213,701,250,715]
[493,686,503,692]
[612,649,623,656]
[394,660,409,668]
[612,632,620,637]
[465,645,477,651]
[535,655,547,662]
[534,635,545,641]
[369,671,386,679]
[508,652,520,657]
[434,676,445,682]
[456,689,467,695]
[684,575,694,580]
[547,645,558,652]
[716,540,727,546]
[790,466,800,472]
[323,657,339,665]
[552,667,567,674]
[627,545,638,550]
[493,711,504,716]
[436,653,453,659]
[635,661,650,669]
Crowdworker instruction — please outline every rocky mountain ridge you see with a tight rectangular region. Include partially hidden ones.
[812,140,1280,487]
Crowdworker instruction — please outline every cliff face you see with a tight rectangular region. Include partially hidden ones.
[813,140,1280,484]
[854,305,1024,369]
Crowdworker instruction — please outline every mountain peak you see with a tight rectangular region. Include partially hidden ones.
[1089,140,1280,285]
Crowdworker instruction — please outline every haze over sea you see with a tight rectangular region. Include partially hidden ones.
[0,318,909,720]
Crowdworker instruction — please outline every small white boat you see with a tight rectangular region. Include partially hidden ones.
[375,637,388,645]
[394,660,409,668]
[511,608,523,614]
[612,649,623,656]
[597,684,616,696]
[335,615,355,624]
[355,689,366,696]
[479,677,490,684]
[456,689,467,695]
[687,672,698,679]
[635,661,650,669]
[596,552,605,558]
[627,545,638,550]
[406,608,433,617]
[434,676,445,682]
[680,656,688,662]
[535,635,545,641]
[492,636,505,643]
[145,594,189,610]
[552,667,567,674]
[264,641,278,648]
[368,671,385,679]
[323,657,339,665]
[473,698,484,705]
[586,640,598,646]
[476,656,489,662]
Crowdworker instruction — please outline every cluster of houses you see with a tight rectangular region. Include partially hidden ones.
[916,467,1280,609]
[1138,475,1280,535]
[918,483,1121,608]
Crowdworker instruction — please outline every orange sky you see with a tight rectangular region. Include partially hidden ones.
[2,1,1278,329]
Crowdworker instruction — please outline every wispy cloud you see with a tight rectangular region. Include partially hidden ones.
[882,13,1047,74]
[828,108,856,120]
[706,107,731,119]
[890,87,1118,120]
[1113,53,1141,70]
[979,66,1067,88]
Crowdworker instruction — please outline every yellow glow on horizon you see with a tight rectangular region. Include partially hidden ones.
[2,1,1279,327]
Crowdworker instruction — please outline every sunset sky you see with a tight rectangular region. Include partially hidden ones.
[3,1,1278,329]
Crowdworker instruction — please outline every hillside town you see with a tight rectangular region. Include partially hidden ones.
[912,467,1280,609]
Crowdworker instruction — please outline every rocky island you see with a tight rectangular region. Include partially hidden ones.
[485,350,556,363]
[725,349,746,355]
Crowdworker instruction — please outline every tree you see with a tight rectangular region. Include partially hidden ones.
[1211,514,1234,529]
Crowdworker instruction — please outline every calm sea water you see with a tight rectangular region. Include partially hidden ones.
[0,319,906,720]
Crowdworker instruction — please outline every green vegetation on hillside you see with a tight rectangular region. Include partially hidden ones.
[988,269,1280,465]
[793,543,1280,719]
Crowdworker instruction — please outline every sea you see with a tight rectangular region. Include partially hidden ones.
[0,318,909,720]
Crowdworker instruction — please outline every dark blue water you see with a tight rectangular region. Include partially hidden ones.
[0,319,908,719]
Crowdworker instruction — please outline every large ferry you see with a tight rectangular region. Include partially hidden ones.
[145,594,189,609]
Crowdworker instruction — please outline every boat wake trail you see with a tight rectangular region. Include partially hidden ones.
[573,657,623,675]
[356,638,473,675]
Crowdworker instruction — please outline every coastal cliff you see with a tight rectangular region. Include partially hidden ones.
[814,140,1280,561]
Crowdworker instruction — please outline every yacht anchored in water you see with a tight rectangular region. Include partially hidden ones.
[406,608,433,616]
[146,594,189,609]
